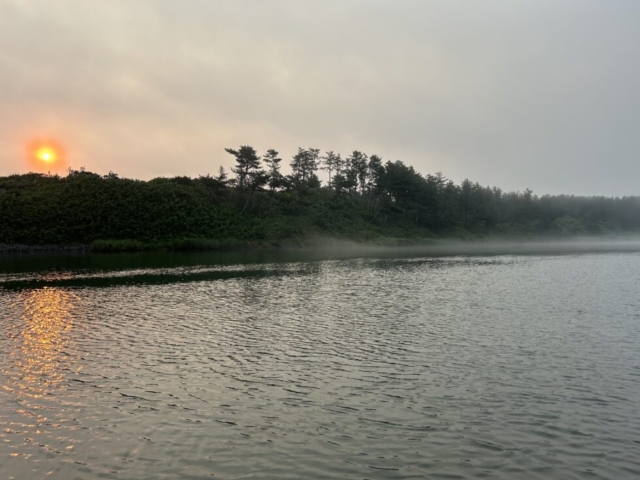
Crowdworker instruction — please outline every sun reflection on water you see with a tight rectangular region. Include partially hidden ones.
[9,288,80,399]
[2,287,82,463]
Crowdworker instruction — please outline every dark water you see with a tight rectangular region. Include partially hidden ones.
[1,251,639,479]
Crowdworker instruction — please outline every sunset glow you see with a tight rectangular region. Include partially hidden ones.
[26,139,66,171]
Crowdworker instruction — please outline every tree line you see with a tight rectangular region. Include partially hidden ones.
[0,145,638,249]
[220,145,640,234]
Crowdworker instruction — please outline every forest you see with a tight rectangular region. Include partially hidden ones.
[1,146,639,251]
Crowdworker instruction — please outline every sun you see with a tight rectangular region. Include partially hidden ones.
[36,147,57,163]
[27,139,66,171]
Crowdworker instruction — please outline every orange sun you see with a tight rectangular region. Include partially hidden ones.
[36,147,57,163]
[27,139,66,171]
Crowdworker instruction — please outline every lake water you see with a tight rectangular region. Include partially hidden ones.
[1,250,639,479]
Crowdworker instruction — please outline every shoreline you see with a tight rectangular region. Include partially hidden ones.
[2,234,640,257]
[0,243,90,254]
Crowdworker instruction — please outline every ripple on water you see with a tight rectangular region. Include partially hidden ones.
[0,254,639,479]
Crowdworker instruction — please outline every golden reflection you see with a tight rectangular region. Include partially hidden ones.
[5,288,79,399]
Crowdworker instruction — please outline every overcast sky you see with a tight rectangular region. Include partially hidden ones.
[1,0,639,196]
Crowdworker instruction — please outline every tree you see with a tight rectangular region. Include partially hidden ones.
[263,149,283,195]
[241,168,269,214]
[225,145,261,191]
[460,179,473,227]
[216,166,228,184]
[308,148,321,175]
[348,151,369,196]
[342,154,358,196]
[366,154,386,217]
[290,147,320,189]
[321,151,339,187]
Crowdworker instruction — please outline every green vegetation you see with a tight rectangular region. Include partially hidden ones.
[1,146,639,252]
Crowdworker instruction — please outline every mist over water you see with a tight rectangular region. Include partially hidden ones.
[1,250,639,479]
[300,236,640,258]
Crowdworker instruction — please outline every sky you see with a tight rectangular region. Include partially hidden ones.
[1,0,639,196]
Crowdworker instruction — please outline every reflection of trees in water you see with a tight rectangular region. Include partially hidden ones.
[7,287,79,399]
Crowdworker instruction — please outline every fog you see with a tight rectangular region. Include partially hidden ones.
[297,236,640,259]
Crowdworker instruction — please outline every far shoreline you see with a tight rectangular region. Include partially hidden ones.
[2,234,640,258]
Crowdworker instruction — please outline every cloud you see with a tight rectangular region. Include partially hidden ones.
[1,0,639,195]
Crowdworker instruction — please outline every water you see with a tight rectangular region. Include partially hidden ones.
[1,251,639,479]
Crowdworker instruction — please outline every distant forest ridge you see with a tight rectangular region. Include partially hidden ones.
[1,145,639,250]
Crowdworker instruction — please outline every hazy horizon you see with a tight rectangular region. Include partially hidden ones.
[1,1,639,196]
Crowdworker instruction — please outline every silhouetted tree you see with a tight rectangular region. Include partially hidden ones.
[225,145,261,191]
[241,168,269,214]
[216,166,228,184]
[345,151,368,197]
[262,149,283,195]
[290,147,320,190]
[321,151,341,187]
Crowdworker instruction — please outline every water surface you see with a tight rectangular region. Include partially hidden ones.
[1,251,639,479]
